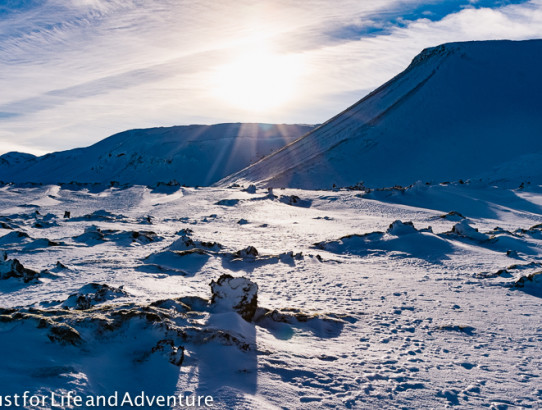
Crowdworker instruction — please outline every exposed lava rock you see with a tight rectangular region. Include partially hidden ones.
[210,274,258,321]
[62,283,129,310]
[0,255,40,282]
[233,246,259,258]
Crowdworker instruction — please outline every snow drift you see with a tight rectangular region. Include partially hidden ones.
[219,40,542,189]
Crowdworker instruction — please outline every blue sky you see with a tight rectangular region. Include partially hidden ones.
[0,0,541,155]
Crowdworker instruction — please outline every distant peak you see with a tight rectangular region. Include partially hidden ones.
[0,151,37,165]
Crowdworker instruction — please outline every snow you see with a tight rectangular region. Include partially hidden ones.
[0,123,314,186]
[2,39,542,409]
[220,40,542,189]
[1,181,542,408]
[210,274,258,321]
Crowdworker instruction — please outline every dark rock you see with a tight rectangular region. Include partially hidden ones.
[48,323,83,346]
[233,246,258,258]
[506,250,520,258]
[131,231,158,244]
[245,184,257,194]
[63,283,128,310]
[216,199,240,206]
[151,339,185,366]
[513,271,542,288]
[0,257,40,282]
[278,195,311,207]
[439,211,465,220]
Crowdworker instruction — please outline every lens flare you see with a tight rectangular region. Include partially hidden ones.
[213,51,303,112]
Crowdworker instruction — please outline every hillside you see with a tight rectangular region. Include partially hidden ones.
[0,123,313,186]
[219,40,542,189]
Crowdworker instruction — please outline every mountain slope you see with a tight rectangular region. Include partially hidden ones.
[0,123,313,186]
[219,40,542,189]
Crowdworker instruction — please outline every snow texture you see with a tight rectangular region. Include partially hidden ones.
[1,180,542,408]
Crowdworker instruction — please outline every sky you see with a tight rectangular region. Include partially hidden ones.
[1,0,542,155]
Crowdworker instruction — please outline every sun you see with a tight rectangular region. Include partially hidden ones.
[213,51,303,112]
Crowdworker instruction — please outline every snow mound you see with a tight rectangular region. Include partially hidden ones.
[386,220,419,236]
[450,220,489,242]
[0,230,31,245]
[315,221,451,261]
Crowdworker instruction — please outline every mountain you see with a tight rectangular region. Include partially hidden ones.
[218,40,542,189]
[0,152,37,166]
[0,123,314,186]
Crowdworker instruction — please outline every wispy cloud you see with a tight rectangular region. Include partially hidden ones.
[0,0,541,154]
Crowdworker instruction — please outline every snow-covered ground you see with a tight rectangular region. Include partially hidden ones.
[1,180,542,408]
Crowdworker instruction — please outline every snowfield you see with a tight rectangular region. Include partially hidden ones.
[1,181,542,408]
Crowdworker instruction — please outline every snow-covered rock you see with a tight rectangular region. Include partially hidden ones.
[278,194,311,207]
[0,255,39,282]
[210,274,258,321]
[451,220,489,242]
[386,220,417,236]
[62,283,129,310]
[244,184,257,194]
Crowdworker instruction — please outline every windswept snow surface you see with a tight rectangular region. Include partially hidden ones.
[220,40,542,189]
[1,181,542,408]
[0,123,313,186]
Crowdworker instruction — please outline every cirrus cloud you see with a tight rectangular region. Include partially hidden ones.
[0,0,540,154]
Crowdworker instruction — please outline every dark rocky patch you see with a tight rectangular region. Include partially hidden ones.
[0,255,40,282]
[513,271,542,288]
[216,199,240,206]
[439,211,465,220]
[278,195,311,207]
[233,246,259,259]
[438,324,475,335]
[62,283,129,310]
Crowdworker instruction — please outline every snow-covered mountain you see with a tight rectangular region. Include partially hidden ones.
[0,123,313,186]
[220,40,542,189]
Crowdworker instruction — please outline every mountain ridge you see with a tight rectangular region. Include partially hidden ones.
[0,123,314,186]
[218,39,542,189]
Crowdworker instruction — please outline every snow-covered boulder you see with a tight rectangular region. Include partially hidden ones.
[233,246,258,258]
[278,195,311,207]
[439,211,465,221]
[168,234,222,252]
[210,274,258,321]
[451,220,489,242]
[244,184,257,194]
[387,220,417,236]
[513,272,542,288]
